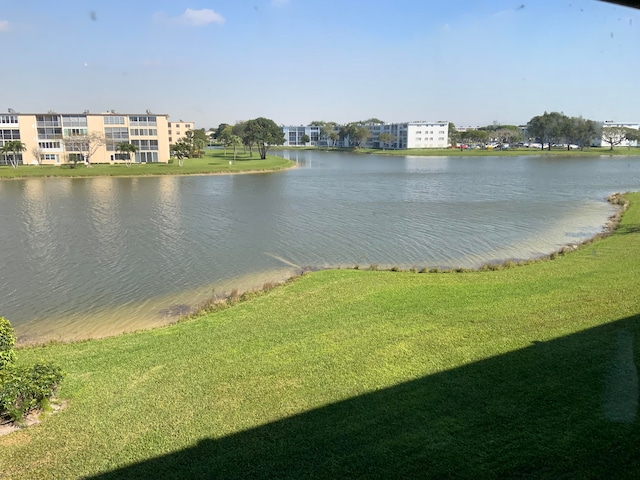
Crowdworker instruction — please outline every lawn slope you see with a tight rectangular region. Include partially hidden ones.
[1,194,640,479]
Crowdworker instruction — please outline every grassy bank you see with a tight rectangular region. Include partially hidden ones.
[0,150,294,179]
[2,194,640,478]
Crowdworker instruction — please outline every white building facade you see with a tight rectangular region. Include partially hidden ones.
[281,121,449,149]
[599,120,639,148]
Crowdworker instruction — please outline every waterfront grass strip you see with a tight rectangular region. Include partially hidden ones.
[1,194,640,478]
[0,150,293,179]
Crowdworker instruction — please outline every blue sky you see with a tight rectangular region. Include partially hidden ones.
[2,0,639,129]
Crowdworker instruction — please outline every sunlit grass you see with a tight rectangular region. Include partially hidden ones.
[1,194,640,478]
[0,149,294,179]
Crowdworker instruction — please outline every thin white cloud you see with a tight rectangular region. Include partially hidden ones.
[272,0,290,7]
[0,20,10,32]
[153,8,225,27]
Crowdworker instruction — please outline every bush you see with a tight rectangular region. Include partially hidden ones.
[0,317,65,423]
[0,363,65,422]
[0,317,16,369]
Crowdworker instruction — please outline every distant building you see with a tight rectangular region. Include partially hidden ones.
[168,120,195,145]
[1,111,171,165]
[282,125,322,146]
[281,121,449,149]
[599,120,639,147]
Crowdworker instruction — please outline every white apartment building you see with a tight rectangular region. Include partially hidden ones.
[281,121,449,149]
[1,111,171,165]
[599,120,639,147]
[282,125,322,146]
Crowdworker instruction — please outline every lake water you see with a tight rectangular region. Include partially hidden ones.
[1,151,640,343]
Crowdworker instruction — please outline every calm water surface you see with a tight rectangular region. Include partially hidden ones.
[1,152,639,342]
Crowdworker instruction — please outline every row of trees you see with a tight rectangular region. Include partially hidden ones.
[211,118,285,160]
[526,112,598,150]
[0,140,27,169]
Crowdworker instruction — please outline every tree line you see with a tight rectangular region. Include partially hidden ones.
[210,118,285,160]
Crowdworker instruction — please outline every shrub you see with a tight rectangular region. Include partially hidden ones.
[0,318,65,423]
[368,264,378,271]
[0,363,65,422]
[0,317,16,369]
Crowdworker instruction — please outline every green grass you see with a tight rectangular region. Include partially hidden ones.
[0,149,294,179]
[2,195,640,478]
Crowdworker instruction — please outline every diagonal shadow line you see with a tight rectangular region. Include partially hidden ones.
[90,314,640,479]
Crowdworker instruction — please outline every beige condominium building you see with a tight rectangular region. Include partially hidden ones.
[167,120,195,144]
[1,111,173,165]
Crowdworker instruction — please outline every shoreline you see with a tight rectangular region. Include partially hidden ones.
[0,162,298,181]
[15,192,629,348]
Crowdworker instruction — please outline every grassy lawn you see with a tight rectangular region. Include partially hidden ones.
[0,149,294,179]
[2,195,640,478]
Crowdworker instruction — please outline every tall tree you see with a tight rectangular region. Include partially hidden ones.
[229,135,243,162]
[361,118,385,125]
[527,112,567,150]
[184,129,207,158]
[170,141,191,166]
[116,142,138,167]
[218,125,234,156]
[214,123,230,140]
[64,132,105,167]
[6,140,26,169]
[31,146,43,165]
[245,117,285,159]
[300,134,310,145]
[1,143,13,167]
[352,126,370,147]
[232,121,252,155]
[378,132,397,150]
[601,126,633,150]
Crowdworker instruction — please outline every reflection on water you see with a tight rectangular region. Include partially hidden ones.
[1,152,640,343]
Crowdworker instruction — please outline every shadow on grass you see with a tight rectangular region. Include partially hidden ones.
[90,315,640,479]
[618,224,640,235]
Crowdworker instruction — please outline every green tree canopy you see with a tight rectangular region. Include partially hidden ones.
[245,117,285,159]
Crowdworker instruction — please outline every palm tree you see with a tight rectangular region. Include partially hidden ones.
[116,142,138,167]
[229,135,243,163]
[1,143,12,167]
[7,140,26,169]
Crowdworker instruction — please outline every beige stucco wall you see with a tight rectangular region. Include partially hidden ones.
[14,113,172,165]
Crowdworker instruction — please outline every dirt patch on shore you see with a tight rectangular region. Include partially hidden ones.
[0,400,68,437]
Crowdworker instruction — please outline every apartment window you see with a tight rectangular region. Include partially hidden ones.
[416,131,422,134]
[136,151,158,163]
[438,137,445,141]
[37,127,62,139]
[41,153,59,162]
[0,115,18,124]
[36,115,61,127]
[130,116,157,126]
[169,137,172,143]
[132,139,158,151]
[130,128,158,136]
[104,116,125,125]
[0,129,21,140]
[39,141,62,149]
[62,115,88,127]
[439,130,445,134]
[105,127,129,150]
[63,128,88,137]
